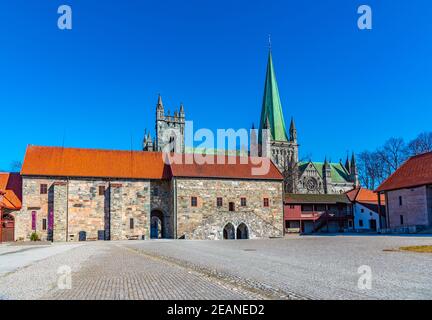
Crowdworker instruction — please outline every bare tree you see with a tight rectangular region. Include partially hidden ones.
[407,132,432,156]
[357,151,387,190]
[376,138,408,177]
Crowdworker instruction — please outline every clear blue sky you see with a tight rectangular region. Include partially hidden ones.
[1,0,431,170]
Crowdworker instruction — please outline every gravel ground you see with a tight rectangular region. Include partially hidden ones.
[125,235,432,300]
[0,243,101,300]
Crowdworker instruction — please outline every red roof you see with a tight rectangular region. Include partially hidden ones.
[21,146,282,181]
[0,173,22,210]
[346,187,384,203]
[169,154,283,180]
[21,146,170,180]
[376,152,432,192]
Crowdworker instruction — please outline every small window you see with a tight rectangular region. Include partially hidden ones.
[263,198,269,207]
[99,186,105,196]
[359,219,364,227]
[217,197,223,207]
[229,202,235,212]
[154,187,159,196]
[241,198,247,207]
[42,218,47,231]
[399,196,403,206]
[130,218,134,229]
[400,215,404,225]
[191,197,198,207]
[289,205,295,209]
[360,208,364,213]
[40,184,48,195]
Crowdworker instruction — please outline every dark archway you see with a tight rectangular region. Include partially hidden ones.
[236,223,249,240]
[150,210,164,239]
[223,223,235,240]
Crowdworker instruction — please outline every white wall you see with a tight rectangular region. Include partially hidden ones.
[354,203,380,231]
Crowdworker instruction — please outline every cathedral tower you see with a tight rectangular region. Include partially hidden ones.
[258,50,298,171]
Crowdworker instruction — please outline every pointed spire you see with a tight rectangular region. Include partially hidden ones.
[345,154,351,173]
[351,152,357,171]
[157,94,164,109]
[289,117,297,142]
[258,50,289,144]
[179,103,184,113]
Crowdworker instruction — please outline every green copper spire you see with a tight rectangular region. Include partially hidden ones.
[259,51,289,143]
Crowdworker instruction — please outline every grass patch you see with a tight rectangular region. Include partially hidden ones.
[399,245,432,253]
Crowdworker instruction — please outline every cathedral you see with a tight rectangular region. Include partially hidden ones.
[143,50,359,195]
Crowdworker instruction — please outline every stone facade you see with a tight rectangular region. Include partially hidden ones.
[174,178,283,240]
[16,177,158,242]
[386,185,432,228]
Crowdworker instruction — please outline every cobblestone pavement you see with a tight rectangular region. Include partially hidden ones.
[43,243,273,300]
[125,235,432,300]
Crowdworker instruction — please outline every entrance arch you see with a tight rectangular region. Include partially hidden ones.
[223,223,235,240]
[236,223,249,240]
[150,210,164,239]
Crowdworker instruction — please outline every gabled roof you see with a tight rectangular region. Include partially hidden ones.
[376,151,432,192]
[21,146,283,181]
[170,154,283,180]
[258,51,289,143]
[0,173,22,210]
[346,187,383,203]
[284,193,351,204]
[299,161,351,183]
[21,146,171,180]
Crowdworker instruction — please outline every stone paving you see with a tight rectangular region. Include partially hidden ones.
[44,244,266,300]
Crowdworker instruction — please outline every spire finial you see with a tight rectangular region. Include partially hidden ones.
[268,34,272,51]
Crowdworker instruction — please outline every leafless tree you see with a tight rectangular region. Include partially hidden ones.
[357,151,387,190]
[407,132,432,156]
[376,137,408,177]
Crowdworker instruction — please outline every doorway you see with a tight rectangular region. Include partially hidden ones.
[223,223,235,240]
[236,223,249,239]
[150,210,164,239]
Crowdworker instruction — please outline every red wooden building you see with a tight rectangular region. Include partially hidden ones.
[284,194,354,234]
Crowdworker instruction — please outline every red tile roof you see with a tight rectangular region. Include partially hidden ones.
[376,152,432,192]
[346,187,383,203]
[21,146,171,180]
[0,173,22,210]
[169,154,283,180]
[21,146,283,181]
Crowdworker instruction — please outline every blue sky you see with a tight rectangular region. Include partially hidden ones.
[1,0,431,170]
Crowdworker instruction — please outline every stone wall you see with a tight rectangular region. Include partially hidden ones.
[18,176,154,242]
[387,186,430,228]
[174,178,284,240]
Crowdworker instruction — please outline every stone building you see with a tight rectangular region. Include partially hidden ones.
[143,95,185,153]
[0,173,22,242]
[376,151,432,231]
[17,146,283,242]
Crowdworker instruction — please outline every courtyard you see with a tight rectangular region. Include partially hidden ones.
[0,235,431,300]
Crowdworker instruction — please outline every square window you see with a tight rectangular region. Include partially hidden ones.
[263,198,269,207]
[217,197,223,207]
[191,197,198,207]
[99,186,105,196]
[40,184,48,195]
[241,198,247,207]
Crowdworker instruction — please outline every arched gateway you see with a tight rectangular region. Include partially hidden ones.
[236,223,249,240]
[150,210,164,239]
[223,223,235,240]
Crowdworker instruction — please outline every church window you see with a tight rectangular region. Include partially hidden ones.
[241,198,247,207]
[40,184,48,195]
[263,198,269,207]
[191,197,198,207]
[99,186,105,196]
[217,197,223,207]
